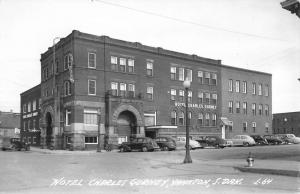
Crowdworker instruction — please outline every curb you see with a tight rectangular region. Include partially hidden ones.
[234,166,300,177]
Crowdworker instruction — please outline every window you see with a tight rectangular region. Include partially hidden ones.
[147,62,153,76]
[178,68,185,81]
[84,109,98,125]
[252,82,256,95]
[179,90,184,102]
[264,85,269,97]
[146,86,153,100]
[55,59,59,74]
[211,94,217,105]
[23,121,26,131]
[64,81,71,96]
[188,91,192,103]
[236,101,240,113]
[65,110,71,126]
[186,69,192,82]
[119,58,126,72]
[204,72,210,84]
[229,101,233,113]
[211,73,217,85]
[171,89,176,101]
[88,52,96,68]
[229,79,233,92]
[252,122,256,133]
[205,93,210,104]
[120,83,126,97]
[128,59,134,73]
[258,104,263,115]
[252,103,256,115]
[265,123,269,133]
[258,84,262,95]
[212,114,217,126]
[170,67,177,80]
[242,81,247,93]
[198,113,203,126]
[111,82,118,96]
[28,102,31,113]
[23,104,27,113]
[265,105,269,116]
[111,56,118,71]
[243,122,247,132]
[235,80,240,93]
[198,91,203,104]
[178,111,184,125]
[33,137,36,144]
[205,113,210,126]
[243,102,247,114]
[32,119,36,130]
[171,111,177,125]
[128,84,135,97]
[85,136,98,144]
[197,71,203,84]
[32,100,36,111]
[64,53,73,70]
[28,120,31,130]
[88,80,96,95]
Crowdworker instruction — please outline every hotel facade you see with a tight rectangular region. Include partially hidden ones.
[20,30,272,150]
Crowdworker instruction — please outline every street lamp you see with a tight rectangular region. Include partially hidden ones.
[183,78,192,164]
[97,109,101,152]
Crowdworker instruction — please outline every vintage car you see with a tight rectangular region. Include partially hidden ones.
[176,136,202,150]
[226,135,256,147]
[119,137,160,152]
[195,136,230,148]
[275,134,300,144]
[250,135,269,145]
[154,136,176,151]
[263,135,284,145]
[1,137,30,151]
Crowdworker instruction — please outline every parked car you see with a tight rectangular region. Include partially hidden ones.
[1,137,30,151]
[250,135,268,145]
[119,137,160,152]
[275,134,300,144]
[176,136,202,149]
[263,135,284,145]
[154,136,176,151]
[226,135,256,147]
[195,136,229,148]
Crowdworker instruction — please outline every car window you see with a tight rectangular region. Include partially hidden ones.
[241,136,246,139]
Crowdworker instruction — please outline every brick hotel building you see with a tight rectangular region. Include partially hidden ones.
[20,30,272,150]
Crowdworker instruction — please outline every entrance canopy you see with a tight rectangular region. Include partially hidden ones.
[220,117,233,126]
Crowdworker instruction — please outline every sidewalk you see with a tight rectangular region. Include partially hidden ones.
[29,146,118,155]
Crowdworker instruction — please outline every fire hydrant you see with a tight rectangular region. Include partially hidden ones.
[246,152,254,167]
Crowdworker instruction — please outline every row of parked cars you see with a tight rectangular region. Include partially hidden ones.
[0,137,30,151]
[118,133,300,152]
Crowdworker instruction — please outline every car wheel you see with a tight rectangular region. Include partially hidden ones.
[142,147,148,152]
[120,147,124,152]
[215,144,220,149]
[243,142,250,147]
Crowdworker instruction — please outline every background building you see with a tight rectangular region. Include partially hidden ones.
[20,85,41,146]
[273,112,300,136]
[0,111,20,139]
[281,0,300,18]
[21,30,272,150]
[220,66,272,138]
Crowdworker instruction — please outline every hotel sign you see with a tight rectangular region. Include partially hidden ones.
[174,102,217,110]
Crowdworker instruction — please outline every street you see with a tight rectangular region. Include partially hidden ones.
[0,144,299,194]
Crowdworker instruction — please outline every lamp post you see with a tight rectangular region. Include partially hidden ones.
[97,109,101,152]
[183,78,192,163]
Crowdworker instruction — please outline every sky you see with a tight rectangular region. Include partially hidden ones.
[0,0,299,114]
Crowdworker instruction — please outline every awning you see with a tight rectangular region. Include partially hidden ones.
[220,117,233,126]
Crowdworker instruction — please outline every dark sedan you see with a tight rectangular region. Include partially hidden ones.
[250,135,268,145]
[119,137,160,152]
[195,136,228,148]
[154,136,176,151]
[263,135,284,145]
[1,138,30,151]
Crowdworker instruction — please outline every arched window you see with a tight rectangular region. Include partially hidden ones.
[64,81,71,96]
[198,113,203,126]
[178,111,184,126]
[171,111,177,125]
[205,113,210,126]
[64,53,73,70]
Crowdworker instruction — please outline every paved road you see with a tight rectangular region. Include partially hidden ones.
[0,144,299,194]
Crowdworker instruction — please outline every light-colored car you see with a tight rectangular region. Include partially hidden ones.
[226,135,256,147]
[176,136,202,149]
[275,134,300,144]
